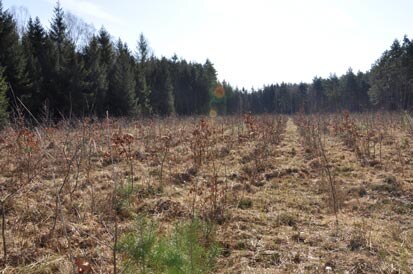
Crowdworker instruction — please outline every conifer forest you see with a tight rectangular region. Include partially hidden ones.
[1,1,413,273]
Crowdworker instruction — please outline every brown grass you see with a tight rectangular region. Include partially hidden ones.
[0,113,412,273]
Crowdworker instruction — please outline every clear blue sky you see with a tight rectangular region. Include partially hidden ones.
[3,0,413,89]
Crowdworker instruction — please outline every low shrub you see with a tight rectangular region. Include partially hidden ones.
[118,216,220,274]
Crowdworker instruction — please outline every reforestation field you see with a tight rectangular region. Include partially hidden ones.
[1,112,412,273]
[1,0,413,273]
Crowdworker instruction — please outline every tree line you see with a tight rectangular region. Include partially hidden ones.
[1,1,413,126]
[221,36,412,115]
[219,68,371,115]
[0,1,216,125]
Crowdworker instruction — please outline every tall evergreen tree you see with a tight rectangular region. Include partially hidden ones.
[96,27,114,115]
[297,82,308,112]
[82,35,107,116]
[47,2,86,117]
[369,37,413,110]
[0,0,28,100]
[200,59,217,114]
[49,1,68,70]
[262,85,275,113]
[137,33,149,64]
[277,83,291,113]
[172,60,192,115]
[97,27,114,67]
[224,81,239,115]
[356,71,370,110]
[147,57,174,115]
[106,40,137,116]
[135,33,151,114]
[46,1,69,115]
[22,17,48,114]
[309,77,326,112]
[323,74,340,112]
[339,68,359,111]
[63,44,86,116]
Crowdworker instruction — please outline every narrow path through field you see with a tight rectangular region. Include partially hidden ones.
[219,117,413,273]
[220,119,331,273]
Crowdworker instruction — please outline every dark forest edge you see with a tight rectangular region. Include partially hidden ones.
[0,1,413,127]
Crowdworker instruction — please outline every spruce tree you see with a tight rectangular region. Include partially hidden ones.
[135,33,151,115]
[107,40,137,116]
[97,27,114,69]
[198,60,217,114]
[369,37,413,110]
[356,71,370,111]
[49,1,68,70]
[97,27,114,115]
[324,74,340,112]
[48,2,85,117]
[339,68,359,111]
[309,77,326,112]
[63,44,86,117]
[147,57,174,115]
[46,1,69,116]
[171,60,192,115]
[83,36,108,116]
[137,33,149,64]
[22,17,48,114]
[0,0,28,99]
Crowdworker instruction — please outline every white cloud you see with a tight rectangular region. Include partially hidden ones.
[44,0,122,24]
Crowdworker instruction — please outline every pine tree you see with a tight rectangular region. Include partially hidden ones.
[135,33,151,115]
[49,1,68,70]
[82,36,108,116]
[22,17,48,114]
[147,57,174,115]
[97,27,114,69]
[45,1,69,116]
[309,77,326,112]
[172,60,192,115]
[356,71,370,111]
[369,36,413,110]
[339,68,359,111]
[106,40,137,116]
[324,74,340,112]
[0,0,28,99]
[63,44,86,117]
[47,1,86,117]
[261,84,275,113]
[96,27,114,115]
[297,82,308,112]
[225,82,240,115]
[137,33,149,64]
[201,59,217,114]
